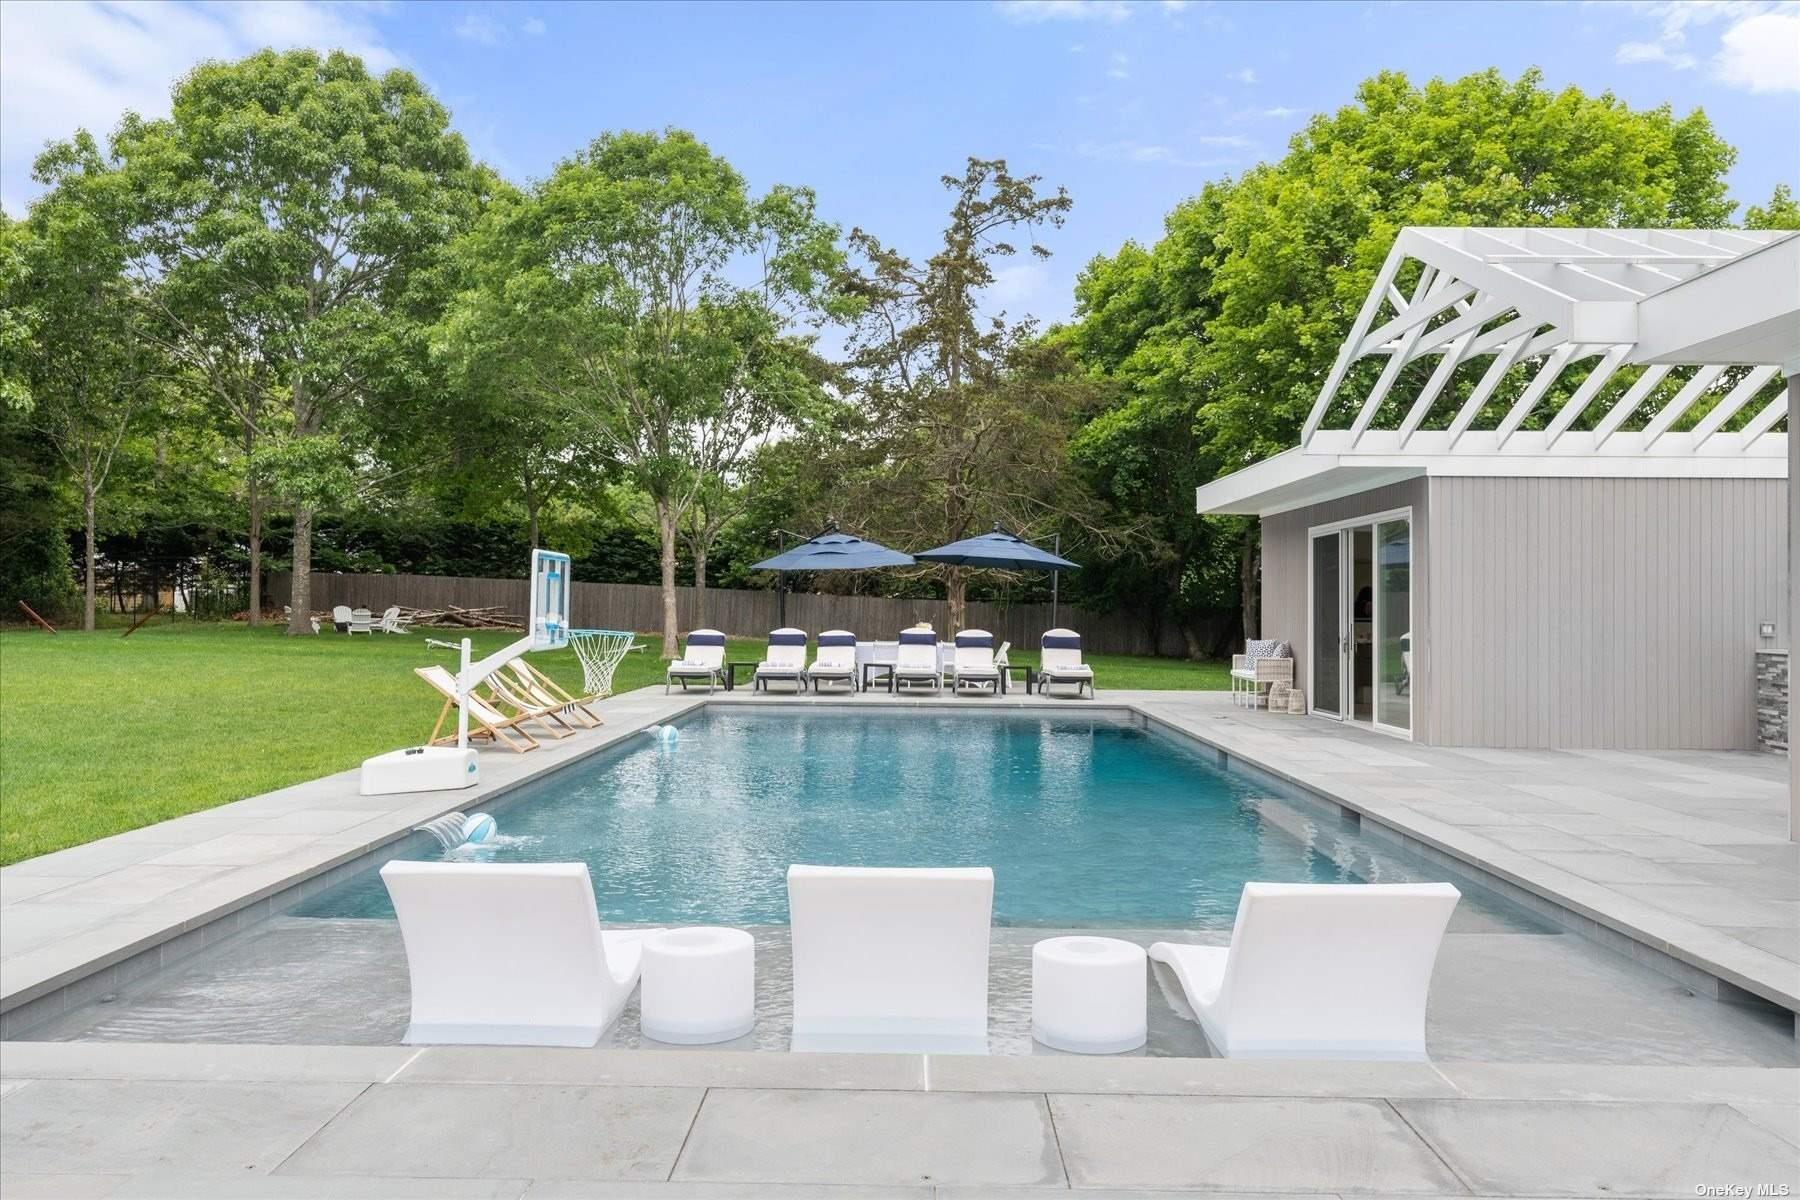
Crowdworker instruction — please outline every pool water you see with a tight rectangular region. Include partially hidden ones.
[303,709,1504,929]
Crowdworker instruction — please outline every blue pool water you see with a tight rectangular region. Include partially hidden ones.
[301,709,1474,927]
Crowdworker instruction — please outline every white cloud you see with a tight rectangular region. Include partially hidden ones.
[1107,50,1130,78]
[1073,139,1243,168]
[994,0,1133,24]
[1713,10,1800,91]
[984,261,1050,312]
[1256,105,1302,118]
[1607,1,1800,92]
[452,11,504,44]
[521,16,547,36]
[0,0,400,214]
[1615,39,1697,67]
[1228,66,1257,84]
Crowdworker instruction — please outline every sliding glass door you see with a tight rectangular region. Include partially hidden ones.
[1309,510,1411,737]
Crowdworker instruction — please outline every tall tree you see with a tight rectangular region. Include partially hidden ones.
[838,158,1091,631]
[445,129,842,656]
[116,49,482,634]
[1064,68,1745,636]
[2,136,158,630]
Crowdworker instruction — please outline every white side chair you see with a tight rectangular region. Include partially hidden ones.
[331,604,353,633]
[381,861,656,1047]
[753,628,809,693]
[667,629,728,693]
[349,607,374,635]
[787,864,993,1052]
[1149,882,1460,1060]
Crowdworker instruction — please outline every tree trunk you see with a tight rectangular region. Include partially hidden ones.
[82,464,97,633]
[944,566,966,636]
[286,504,314,635]
[692,539,709,628]
[1239,523,1260,645]
[656,498,679,658]
[246,481,263,626]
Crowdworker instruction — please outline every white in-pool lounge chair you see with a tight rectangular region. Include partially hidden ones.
[951,629,1003,695]
[787,864,994,1052]
[890,628,942,694]
[666,629,727,693]
[1037,628,1094,698]
[1148,881,1460,1061]
[808,630,858,693]
[381,861,656,1046]
[753,627,809,693]
[416,665,540,753]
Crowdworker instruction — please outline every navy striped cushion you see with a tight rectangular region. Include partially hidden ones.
[686,632,726,647]
[899,630,936,646]
[768,630,807,646]
[818,632,856,647]
[955,633,993,648]
[1041,634,1081,649]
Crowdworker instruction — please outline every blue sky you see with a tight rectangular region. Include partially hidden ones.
[2,0,1796,325]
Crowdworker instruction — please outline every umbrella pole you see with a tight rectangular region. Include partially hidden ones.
[778,572,786,626]
[1051,534,1061,628]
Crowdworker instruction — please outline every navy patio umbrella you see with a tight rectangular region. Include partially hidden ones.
[751,525,915,625]
[915,523,1079,627]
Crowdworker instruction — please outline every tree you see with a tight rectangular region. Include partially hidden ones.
[116,49,483,634]
[1746,183,1800,230]
[1064,68,1745,635]
[837,158,1095,631]
[2,136,158,630]
[448,129,842,657]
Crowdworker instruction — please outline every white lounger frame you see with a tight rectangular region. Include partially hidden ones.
[787,864,993,1052]
[808,630,858,692]
[1149,881,1459,1060]
[667,629,728,693]
[381,861,655,1047]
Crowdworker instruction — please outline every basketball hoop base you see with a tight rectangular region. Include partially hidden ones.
[360,746,479,796]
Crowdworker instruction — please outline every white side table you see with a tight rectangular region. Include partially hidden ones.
[1031,935,1147,1054]
[640,926,755,1044]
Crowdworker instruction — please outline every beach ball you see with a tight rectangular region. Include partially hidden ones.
[462,812,497,844]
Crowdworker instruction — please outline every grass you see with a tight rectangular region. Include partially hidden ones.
[0,621,1227,864]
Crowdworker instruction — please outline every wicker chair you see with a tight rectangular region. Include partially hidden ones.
[1230,643,1294,709]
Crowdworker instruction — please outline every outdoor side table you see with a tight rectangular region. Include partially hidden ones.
[1031,935,1147,1054]
[640,926,755,1045]
[724,661,759,691]
[861,661,894,692]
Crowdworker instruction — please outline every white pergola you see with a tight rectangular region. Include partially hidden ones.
[1195,226,1798,516]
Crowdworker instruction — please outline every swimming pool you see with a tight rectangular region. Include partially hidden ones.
[301,709,1493,928]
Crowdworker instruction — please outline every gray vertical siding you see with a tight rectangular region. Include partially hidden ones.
[1259,478,1434,741]
[1427,476,1785,750]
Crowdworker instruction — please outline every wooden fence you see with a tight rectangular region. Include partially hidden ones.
[270,571,1234,658]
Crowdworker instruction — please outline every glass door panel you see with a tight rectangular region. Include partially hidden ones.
[1376,518,1412,732]
[1310,532,1342,718]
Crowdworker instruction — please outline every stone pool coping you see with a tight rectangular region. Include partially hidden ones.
[2,686,1795,1038]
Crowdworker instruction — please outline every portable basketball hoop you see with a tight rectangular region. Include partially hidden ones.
[567,628,641,699]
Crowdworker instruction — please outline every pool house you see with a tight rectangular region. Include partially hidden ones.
[1198,226,1800,764]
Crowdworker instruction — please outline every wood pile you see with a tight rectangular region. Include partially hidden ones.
[404,604,523,631]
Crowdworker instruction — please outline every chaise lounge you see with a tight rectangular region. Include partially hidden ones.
[1148,881,1460,1060]
[381,861,656,1046]
[666,629,728,693]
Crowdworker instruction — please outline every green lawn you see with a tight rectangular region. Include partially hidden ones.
[0,622,1226,864]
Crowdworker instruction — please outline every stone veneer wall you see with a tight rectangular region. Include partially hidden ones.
[1756,650,1788,753]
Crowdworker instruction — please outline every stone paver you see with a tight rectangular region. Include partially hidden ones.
[672,1088,1063,1187]
[276,1081,703,1182]
[1394,1098,1800,1196]
[1049,1093,1465,1193]
[0,1078,366,1175]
